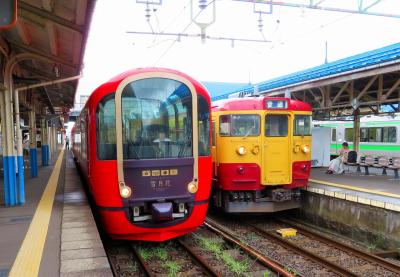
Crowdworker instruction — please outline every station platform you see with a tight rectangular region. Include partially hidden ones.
[0,150,112,276]
[308,167,400,212]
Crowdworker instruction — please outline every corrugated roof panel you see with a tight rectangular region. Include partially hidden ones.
[212,42,400,101]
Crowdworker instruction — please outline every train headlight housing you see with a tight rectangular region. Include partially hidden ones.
[187,181,198,194]
[237,146,246,155]
[302,145,310,154]
[120,185,132,198]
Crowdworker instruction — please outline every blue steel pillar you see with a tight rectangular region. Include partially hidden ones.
[29,107,37,177]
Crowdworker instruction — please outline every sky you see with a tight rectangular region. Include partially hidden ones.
[75,0,400,105]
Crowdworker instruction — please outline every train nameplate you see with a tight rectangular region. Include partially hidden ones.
[150,179,171,190]
[142,169,178,177]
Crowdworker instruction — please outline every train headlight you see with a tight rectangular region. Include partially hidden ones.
[187,181,198,193]
[237,146,246,155]
[302,145,310,154]
[251,146,259,155]
[120,186,132,198]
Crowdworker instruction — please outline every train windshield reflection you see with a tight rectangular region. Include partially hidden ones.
[121,78,193,159]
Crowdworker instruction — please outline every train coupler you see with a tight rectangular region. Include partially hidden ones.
[271,188,300,202]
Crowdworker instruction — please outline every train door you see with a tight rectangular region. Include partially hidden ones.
[262,113,292,185]
[85,110,90,178]
[211,118,217,175]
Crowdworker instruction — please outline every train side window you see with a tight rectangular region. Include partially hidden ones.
[212,121,216,146]
[331,128,336,142]
[96,94,116,160]
[360,128,368,142]
[368,127,379,142]
[265,115,288,137]
[198,94,210,156]
[345,128,353,142]
[293,115,311,136]
[383,127,396,143]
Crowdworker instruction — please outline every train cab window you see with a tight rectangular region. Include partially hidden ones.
[96,94,116,160]
[265,115,288,137]
[121,78,194,159]
[219,115,231,136]
[293,115,311,136]
[219,114,260,137]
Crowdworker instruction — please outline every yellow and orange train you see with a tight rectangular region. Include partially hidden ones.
[211,96,312,212]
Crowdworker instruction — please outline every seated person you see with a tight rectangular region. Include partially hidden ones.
[326,142,350,174]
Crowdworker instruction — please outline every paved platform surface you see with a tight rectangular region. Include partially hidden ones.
[0,150,112,276]
[60,151,111,276]
[308,167,400,212]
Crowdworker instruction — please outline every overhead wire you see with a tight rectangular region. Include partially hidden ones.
[269,11,353,50]
[150,0,191,44]
[153,0,217,65]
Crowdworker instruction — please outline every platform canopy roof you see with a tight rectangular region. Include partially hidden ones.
[214,42,400,101]
[213,42,400,119]
[0,0,96,118]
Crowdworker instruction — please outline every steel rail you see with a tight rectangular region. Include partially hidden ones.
[177,238,222,277]
[249,223,365,277]
[204,218,295,277]
[130,244,154,277]
[278,219,400,275]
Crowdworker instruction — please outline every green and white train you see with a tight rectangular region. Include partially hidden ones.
[316,115,400,158]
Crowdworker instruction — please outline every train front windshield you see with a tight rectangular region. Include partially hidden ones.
[96,78,210,161]
[121,78,209,160]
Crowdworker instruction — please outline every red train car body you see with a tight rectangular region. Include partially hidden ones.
[71,68,212,241]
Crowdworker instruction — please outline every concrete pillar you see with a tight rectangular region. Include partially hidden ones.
[0,84,10,206]
[47,124,52,161]
[29,106,37,177]
[52,125,56,153]
[14,86,25,205]
[0,83,17,206]
[54,127,58,152]
[41,118,49,166]
[353,109,360,152]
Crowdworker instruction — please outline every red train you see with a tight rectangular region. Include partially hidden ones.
[71,68,212,241]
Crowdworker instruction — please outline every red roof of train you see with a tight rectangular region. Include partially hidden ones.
[212,96,312,112]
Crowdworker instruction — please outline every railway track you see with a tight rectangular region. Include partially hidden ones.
[107,225,288,276]
[107,216,400,276]
[207,215,400,277]
[206,217,344,277]
[107,242,147,277]
[265,218,400,276]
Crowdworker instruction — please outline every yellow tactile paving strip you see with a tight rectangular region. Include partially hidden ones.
[9,150,64,277]
[308,178,400,212]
